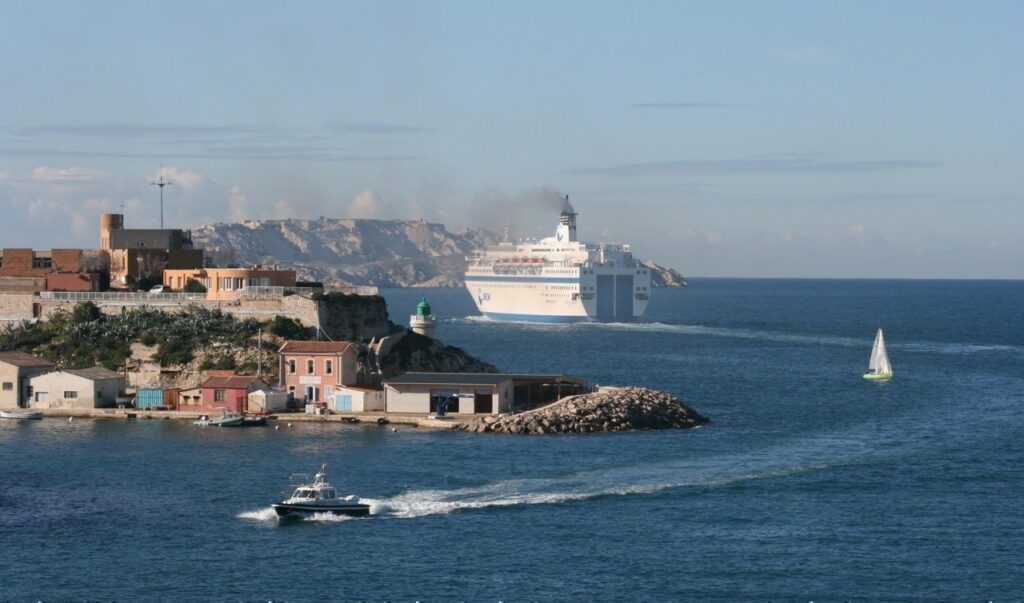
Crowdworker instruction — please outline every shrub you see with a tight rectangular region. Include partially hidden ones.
[183,279,207,293]
[71,302,102,325]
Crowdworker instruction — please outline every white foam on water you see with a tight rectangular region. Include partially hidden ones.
[302,512,356,523]
[449,317,1024,356]
[237,506,278,521]
[365,458,834,520]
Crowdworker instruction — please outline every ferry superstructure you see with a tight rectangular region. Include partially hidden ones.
[464,197,652,322]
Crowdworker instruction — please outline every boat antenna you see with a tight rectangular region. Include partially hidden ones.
[149,161,174,229]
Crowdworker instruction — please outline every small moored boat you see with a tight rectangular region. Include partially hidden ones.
[193,412,245,427]
[272,464,370,517]
[1,409,43,420]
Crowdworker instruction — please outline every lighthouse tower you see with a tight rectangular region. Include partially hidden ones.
[410,297,438,338]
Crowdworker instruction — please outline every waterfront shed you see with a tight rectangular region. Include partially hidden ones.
[247,389,289,413]
[199,375,268,413]
[28,366,125,409]
[0,351,56,410]
[383,373,586,415]
[331,385,385,413]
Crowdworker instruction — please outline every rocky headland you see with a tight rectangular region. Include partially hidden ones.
[458,387,708,435]
[190,217,686,289]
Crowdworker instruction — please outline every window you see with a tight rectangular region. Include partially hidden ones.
[306,359,314,374]
[325,359,333,375]
[214,389,225,402]
[288,359,296,374]
[32,257,53,269]
[63,391,78,399]
[1,382,12,391]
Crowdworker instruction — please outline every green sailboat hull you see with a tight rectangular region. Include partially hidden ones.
[863,372,893,381]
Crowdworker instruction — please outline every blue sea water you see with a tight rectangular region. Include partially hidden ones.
[2,279,1022,600]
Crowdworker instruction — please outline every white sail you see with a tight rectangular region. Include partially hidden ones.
[868,328,892,375]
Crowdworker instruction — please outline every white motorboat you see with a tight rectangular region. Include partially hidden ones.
[272,464,370,518]
[1,409,43,420]
[193,412,245,427]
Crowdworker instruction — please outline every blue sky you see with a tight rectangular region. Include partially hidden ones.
[1,1,1021,277]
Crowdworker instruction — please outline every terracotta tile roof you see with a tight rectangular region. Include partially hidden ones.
[0,351,56,369]
[202,375,266,389]
[279,340,352,354]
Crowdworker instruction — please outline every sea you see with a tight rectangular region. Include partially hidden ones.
[1,279,1022,601]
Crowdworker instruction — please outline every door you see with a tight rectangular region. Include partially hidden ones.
[336,395,352,411]
[304,386,319,402]
[474,391,493,414]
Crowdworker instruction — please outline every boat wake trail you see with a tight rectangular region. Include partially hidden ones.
[448,317,1024,356]
[238,507,278,521]
[362,452,843,520]
[237,506,358,523]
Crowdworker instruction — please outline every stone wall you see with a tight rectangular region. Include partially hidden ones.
[0,292,321,327]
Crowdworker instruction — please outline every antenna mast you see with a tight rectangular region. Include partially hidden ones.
[149,162,174,229]
[502,216,511,242]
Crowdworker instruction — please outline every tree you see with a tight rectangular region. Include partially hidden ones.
[71,302,102,324]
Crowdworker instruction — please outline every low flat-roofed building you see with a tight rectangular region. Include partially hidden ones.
[0,351,56,409]
[383,373,586,415]
[28,366,124,409]
[331,384,384,413]
[164,267,297,300]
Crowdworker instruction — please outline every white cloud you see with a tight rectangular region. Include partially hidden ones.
[845,224,866,237]
[227,186,250,221]
[347,190,385,219]
[150,166,205,191]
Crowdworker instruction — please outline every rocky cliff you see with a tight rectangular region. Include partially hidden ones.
[190,217,685,288]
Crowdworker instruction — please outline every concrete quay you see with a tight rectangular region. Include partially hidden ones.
[31,407,466,430]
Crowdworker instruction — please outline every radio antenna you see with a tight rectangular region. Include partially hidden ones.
[149,162,174,229]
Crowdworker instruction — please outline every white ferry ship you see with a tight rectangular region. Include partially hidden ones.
[464,197,652,322]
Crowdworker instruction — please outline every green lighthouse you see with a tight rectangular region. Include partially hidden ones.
[410,296,438,337]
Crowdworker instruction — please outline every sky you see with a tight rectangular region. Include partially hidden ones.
[1,0,1022,278]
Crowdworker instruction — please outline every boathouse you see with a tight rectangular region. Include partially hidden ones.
[28,366,125,409]
[383,373,586,415]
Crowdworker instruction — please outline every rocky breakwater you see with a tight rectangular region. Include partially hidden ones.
[459,387,708,435]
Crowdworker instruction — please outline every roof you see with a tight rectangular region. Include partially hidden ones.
[202,375,266,389]
[65,366,123,381]
[279,340,352,354]
[0,351,56,369]
[384,372,583,387]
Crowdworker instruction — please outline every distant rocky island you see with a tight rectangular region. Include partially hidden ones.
[191,217,686,289]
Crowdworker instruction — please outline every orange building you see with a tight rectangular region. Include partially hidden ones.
[162,267,297,299]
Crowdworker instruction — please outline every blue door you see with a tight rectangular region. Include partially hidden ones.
[335,394,352,411]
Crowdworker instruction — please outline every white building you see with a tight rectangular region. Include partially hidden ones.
[330,385,385,412]
[29,366,125,409]
[0,351,56,410]
[383,373,585,415]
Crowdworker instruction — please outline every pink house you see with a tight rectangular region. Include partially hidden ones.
[278,341,358,404]
[198,375,267,413]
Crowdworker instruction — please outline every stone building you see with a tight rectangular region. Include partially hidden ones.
[99,213,204,285]
[28,366,125,409]
[0,351,56,409]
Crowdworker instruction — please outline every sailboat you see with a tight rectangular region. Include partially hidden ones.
[863,328,893,381]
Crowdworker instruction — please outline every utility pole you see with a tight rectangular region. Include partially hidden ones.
[149,162,174,229]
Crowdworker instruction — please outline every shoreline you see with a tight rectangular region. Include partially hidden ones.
[21,408,466,430]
